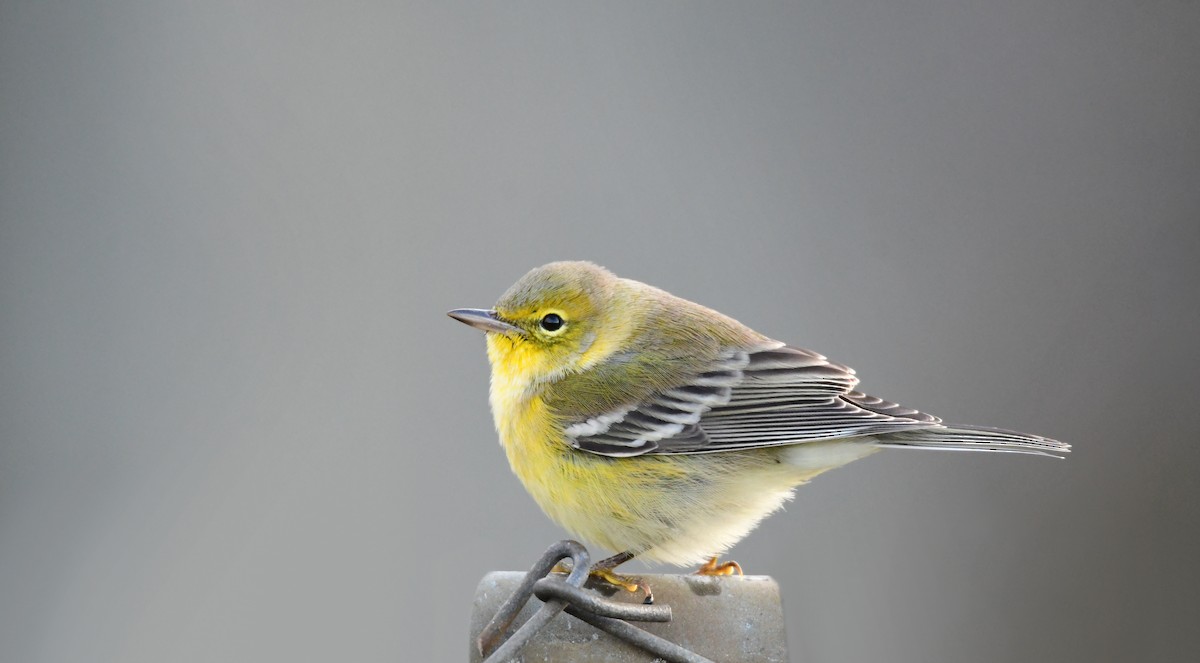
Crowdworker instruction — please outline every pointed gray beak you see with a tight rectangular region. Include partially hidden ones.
[447,308,525,336]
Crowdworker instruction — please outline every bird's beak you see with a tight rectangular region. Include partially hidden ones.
[447,308,525,337]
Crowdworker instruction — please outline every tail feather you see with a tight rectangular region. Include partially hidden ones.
[876,424,1070,458]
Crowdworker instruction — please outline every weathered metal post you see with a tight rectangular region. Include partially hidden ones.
[468,541,789,663]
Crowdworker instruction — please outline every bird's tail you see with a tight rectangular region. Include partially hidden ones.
[876,424,1070,458]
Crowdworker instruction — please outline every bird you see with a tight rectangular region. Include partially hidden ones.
[448,261,1067,594]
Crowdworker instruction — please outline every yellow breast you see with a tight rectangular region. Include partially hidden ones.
[481,331,820,566]
[486,335,572,504]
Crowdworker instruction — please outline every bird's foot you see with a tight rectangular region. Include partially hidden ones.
[580,552,653,603]
[587,567,654,604]
[694,556,743,576]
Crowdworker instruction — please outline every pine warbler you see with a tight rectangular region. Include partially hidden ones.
[449,261,1067,583]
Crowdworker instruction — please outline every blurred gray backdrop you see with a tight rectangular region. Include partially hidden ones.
[3,2,1198,662]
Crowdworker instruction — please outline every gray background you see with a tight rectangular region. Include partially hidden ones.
[2,2,1198,662]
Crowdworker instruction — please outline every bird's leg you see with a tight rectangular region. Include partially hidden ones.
[586,551,654,604]
[694,556,743,577]
[549,551,629,577]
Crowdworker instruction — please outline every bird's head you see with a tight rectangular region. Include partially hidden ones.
[448,261,629,385]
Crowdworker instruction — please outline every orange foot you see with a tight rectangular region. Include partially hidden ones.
[588,567,654,604]
[695,556,743,576]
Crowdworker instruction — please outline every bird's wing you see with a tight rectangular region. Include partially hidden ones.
[565,344,940,457]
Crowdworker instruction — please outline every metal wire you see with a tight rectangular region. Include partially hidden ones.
[477,540,590,662]
[532,578,671,622]
[478,540,714,663]
[563,605,714,663]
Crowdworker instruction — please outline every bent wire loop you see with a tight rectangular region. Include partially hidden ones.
[477,540,714,663]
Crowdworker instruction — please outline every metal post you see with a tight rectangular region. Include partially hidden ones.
[468,541,789,663]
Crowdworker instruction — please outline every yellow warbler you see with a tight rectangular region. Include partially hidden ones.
[449,261,1066,581]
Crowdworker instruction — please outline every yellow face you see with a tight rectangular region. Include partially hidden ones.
[487,292,601,386]
[447,261,633,394]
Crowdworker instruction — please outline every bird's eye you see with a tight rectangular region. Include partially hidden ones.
[539,313,565,332]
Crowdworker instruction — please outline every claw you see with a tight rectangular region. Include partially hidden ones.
[588,567,654,604]
[695,556,743,577]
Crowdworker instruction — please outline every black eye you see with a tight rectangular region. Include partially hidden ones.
[539,313,564,332]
